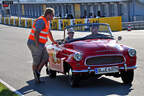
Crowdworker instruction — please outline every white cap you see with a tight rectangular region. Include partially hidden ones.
[67,28,74,33]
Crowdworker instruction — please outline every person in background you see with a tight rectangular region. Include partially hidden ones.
[85,25,99,38]
[65,28,74,42]
[27,8,58,83]
[91,26,99,35]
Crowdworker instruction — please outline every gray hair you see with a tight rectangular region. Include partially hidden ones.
[44,7,55,17]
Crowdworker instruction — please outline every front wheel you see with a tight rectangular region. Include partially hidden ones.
[68,68,79,87]
[121,70,134,84]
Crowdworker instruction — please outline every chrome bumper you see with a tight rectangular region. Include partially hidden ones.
[72,65,137,73]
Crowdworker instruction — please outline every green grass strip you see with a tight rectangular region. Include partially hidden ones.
[0,83,18,96]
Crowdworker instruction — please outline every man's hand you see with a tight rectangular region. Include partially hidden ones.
[48,30,59,46]
[53,41,59,46]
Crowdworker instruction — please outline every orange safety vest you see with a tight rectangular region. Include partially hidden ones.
[28,16,49,44]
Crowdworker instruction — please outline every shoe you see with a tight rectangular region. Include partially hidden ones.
[33,71,40,83]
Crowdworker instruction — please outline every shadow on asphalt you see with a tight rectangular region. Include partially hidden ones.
[18,75,132,96]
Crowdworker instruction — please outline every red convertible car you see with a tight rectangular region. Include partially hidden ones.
[46,23,137,87]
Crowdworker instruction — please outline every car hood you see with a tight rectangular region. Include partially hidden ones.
[69,39,124,53]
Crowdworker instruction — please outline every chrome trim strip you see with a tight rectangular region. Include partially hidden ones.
[90,50,118,53]
[87,63,123,67]
[119,66,137,70]
[72,65,137,73]
[72,70,89,72]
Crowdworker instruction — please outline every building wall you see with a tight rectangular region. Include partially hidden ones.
[78,2,129,22]
[7,2,129,22]
[0,4,2,15]
[18,0,127,3]
[1,0,144,22]
[129,0,144,21]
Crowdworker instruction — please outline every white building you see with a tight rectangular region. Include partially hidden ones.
[0,0,144,22]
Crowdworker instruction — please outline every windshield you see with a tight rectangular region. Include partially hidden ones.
[64,23,113,43]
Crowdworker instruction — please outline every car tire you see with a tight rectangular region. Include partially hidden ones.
[121,69,134,84]
[49,70,56,78]
[68,68,79,87]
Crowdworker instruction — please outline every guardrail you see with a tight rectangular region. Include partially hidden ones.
[12,0,127,3]
[0,16,122,31]
[122,21,144,30]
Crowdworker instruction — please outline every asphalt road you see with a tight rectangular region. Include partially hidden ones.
[0,24,144,96]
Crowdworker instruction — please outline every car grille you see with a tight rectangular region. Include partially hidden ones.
[86,56,124,65]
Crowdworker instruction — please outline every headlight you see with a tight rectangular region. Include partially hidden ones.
[128,49,136,57]
[74,52,82,61]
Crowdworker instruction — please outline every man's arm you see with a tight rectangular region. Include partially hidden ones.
[48,29,57,44]
[34,30,40,47]
[34,19,45,47]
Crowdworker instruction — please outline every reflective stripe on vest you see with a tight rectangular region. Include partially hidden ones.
[32,28,48,35]
[30,32,47,40]
[28,16,49,44]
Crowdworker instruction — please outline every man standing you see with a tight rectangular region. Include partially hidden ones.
[27,8,57,83]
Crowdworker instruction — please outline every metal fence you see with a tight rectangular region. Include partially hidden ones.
[122,21,144,30]
[0,16,122,31]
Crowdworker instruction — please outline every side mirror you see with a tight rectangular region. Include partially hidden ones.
[118,36,122,41]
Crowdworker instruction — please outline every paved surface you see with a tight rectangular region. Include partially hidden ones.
[0,24,144,96]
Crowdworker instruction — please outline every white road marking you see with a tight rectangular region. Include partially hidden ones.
[0,78,24,96]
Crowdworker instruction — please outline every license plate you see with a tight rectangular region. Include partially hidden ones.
[95,66,119,74]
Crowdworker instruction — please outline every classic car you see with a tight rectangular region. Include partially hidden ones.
[46,23,137,87]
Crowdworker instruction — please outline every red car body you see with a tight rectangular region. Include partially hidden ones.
[46,23,137,87]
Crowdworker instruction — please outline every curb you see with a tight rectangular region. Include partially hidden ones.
[0,78,24,96]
